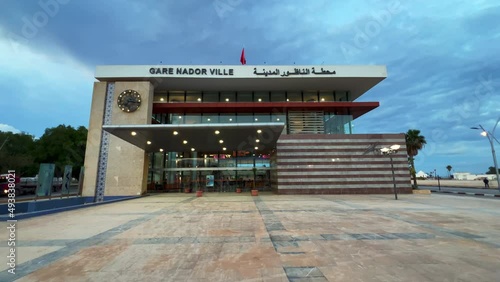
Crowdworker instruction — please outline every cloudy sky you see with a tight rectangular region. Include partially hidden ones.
[0,0,499,175]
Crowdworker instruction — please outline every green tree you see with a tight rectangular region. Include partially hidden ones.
[486,166,500,174]
[0,131,38,176]
[405,129,427,188]
[446,165,452,178]
[34,125,87,177]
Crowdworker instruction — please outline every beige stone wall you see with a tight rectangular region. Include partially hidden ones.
[82,82,107,197]
[82,81,154,198]
[104,82,153,196]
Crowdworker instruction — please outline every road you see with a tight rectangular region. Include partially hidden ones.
[419,185,500,197]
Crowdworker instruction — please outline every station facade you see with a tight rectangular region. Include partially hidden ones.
[82,65,411,200]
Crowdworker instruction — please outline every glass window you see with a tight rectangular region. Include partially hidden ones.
[184,114,201,124]
[202,114,219,123]
[237,91,253,102]
[237,113,253,123]
[203,91,219,102]
[272,112,285,122]
[270,91,286,102]
[168,91,184,103]
[254,91,269,102]
[220,113,235,123]
[254,114,270,122]
[335,91,348,101]
[185,91,202,102]
[220,92,236,102]
[287,91,302,102]
[319,91,334,102]
[303,91,318,102]
[170,114,184,124]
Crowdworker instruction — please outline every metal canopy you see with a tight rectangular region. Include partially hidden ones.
[102,123,285,153]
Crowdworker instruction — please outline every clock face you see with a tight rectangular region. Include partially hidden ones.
[117,90,141,112]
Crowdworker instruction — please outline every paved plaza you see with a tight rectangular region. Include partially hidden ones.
[1,193,499,281]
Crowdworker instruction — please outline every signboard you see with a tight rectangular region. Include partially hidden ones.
[35,163,55,197]
[61,165,72,196]
[206,175,214,187]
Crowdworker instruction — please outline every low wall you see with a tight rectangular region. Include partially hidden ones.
[419,179,498,189]
[0,196,139,219]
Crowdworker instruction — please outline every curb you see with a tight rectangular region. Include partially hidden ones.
[429,190,500,198]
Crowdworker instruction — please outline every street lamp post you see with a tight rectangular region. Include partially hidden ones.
[380,144,401,200]
[471,117,500,192]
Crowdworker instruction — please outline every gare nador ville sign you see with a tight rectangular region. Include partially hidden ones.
[148,66,337,77]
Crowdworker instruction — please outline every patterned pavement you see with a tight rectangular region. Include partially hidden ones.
[0,193,499,281]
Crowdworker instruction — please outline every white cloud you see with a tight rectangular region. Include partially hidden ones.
[0,124,21,134]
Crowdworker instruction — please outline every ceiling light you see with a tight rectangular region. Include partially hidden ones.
[219,140,224,144]
[173,131,178,135]
[197,98,201,101]
[215,130,220,134]
[276,118,280,121]
[225,98,229,102]
[183,140,188,144]
[257,130,262,133]
[258,98,262,102]
[131,131,137,136]
[222,147,227,151]
[191,148,195,151]
[256,139,260,143]
[254,147,258,150]
[147,141,151,145]
[160,98,164,101]
[229,118,233,121]
[178,116,182,119]
[207,118,211,121]
[159,148,164,152]
[321,98,325,101]
[286,99,289,101]
[255,118,258,121]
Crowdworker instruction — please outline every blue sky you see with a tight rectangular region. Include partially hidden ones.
[0,0,499,175]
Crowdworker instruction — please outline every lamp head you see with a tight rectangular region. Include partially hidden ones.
[481,131,487,137]
[380,147,390,153]
[470,127,480,130]
[390,144,401,150]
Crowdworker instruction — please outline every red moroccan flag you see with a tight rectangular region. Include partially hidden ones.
[240,48,246,65]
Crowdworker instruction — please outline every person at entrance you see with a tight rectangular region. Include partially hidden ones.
[483,178,489,188]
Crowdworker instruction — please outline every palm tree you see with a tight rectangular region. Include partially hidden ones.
[405,129,427,188]
[446,165,452,178]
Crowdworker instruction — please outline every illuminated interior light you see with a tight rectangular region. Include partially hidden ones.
[219,140,224,144]
[131,131,137,136]
[183,140,188,144]
[215,130,220,135]
[147,141,151,145]
[257,130,262,133]
[173,131,178,135]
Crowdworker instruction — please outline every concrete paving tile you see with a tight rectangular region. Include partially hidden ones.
[3,194,500,281]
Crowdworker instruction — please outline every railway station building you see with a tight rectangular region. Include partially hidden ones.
[82,65,411,201]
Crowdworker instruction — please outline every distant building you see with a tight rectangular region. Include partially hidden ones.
[453,172,497,181]
[416,171,428,178]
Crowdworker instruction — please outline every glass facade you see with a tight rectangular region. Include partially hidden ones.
[148,150,272,193]
[153,91,350,103]
[149,89,356,192]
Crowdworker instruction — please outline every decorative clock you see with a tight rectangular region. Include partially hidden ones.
[117,90,141,112]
